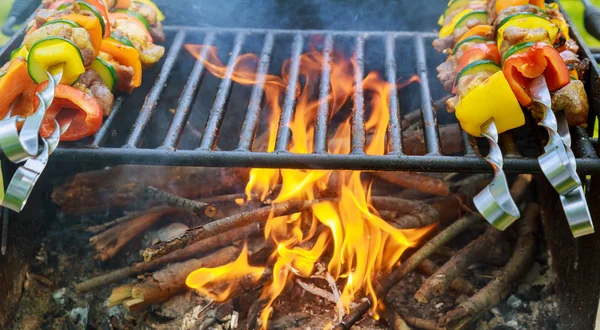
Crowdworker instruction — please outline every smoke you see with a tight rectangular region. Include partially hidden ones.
[153,0,448,32]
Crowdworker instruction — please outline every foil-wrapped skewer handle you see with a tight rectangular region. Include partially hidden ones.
[531,76,594,237]
[473,119,520,230]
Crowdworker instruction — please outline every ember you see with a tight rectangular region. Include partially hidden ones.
[184,44,433,327]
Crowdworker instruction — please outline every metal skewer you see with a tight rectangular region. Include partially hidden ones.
[531,75,594,237]
[473,118,520,230]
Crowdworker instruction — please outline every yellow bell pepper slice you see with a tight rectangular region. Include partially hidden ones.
[439,9,473,38]
[497,15,560,49]
[456,71,525,137]
[27,37,85,85]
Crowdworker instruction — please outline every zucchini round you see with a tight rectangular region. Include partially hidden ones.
[27,36,85,85]
[42,19,81,28]
[109,32,135,48]
[454,10,488,29]
[91,57,118,91]
[497,14,559,49]
[452,35,492,54]
[455,59,500,85]
[10,45,28,60]
[503,41,536,63]
[112,9,151,31]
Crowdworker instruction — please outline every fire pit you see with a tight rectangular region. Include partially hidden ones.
[1,0,600,329]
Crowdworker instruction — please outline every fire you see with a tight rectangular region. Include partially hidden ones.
[184,43,431,327]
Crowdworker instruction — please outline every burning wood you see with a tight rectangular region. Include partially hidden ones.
[145,186,217,219]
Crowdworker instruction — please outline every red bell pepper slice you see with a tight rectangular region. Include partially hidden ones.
[34,84,103,141]
[456,43,501,73]
[503,42,570,106]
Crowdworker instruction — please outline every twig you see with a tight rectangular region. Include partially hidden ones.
[296,279,337,304]
[439,203,540,329]
[370,196,439,229]
[143,199,326,262]
[76,223,261,292]
[145,186,217,218]
[87,205,169,234]
[371,172,450,197]
[399,313,440,330]
[91,208,175,261]
[416,259,473,295]
[414,227,504,303]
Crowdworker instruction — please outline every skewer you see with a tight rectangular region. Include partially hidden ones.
[473,119,520,230]
[531,76,594,237]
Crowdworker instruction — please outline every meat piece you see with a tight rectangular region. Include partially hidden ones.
[487,0,498,24]
[445,71,495,113]
[71,27,95,67]
[565,39,579,54]
[24,23,71,48]
[559,50,590,79]
[498,26,551,56]
[530,80,588,127]
[76,70,114,116]
[441,2,488,26]
[437,59,457,92]
[149,23,166,43]
[550,80,589,127]
[111,18,166,66]
[99,52,135,93]
[433,35,455,53]
[130,2,158,26]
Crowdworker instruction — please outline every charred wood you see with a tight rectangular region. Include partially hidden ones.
[414,227,505,303]
[416,259,473,295]
[370,196,440,229]
[76,224,261,292]
[145,186,217,219]
[439,204,540,329]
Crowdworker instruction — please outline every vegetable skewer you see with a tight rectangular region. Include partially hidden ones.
[433,0,593,235]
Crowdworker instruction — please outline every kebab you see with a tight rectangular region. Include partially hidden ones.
[433,1,593,235]
[0,0,166,212]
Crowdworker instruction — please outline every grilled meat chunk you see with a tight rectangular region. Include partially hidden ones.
[437,59,457,92]
[130,2,166,43]
[110,18,165,67]
[445,71,495,113]
[75,69,114,116]
[24,23,95,67]
[433,19,485,53]
[98,52,135,93]
[560,50,590,78]
[487,0,498,23]
[529,80,589,127]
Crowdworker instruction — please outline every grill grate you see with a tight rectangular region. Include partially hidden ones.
[1,4,599,173]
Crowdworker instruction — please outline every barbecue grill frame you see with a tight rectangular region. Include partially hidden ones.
[0,2,598,173]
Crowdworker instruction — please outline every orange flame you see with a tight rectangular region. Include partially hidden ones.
[184,44,432,327]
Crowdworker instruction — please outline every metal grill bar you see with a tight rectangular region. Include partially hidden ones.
[124,29,187,148]
[414,35,441,155]
[461,129,476,156]
[161,32,216,150]
[49,147,600,173]
[92,97,124,147]
[351,35,366,154]
[313,34,334,154]
[385,35,403,155]
[275,34,304,151]
[236,32,275,151]
[198,32,246,150]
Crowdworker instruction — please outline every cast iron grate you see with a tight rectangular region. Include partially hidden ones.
[0,3,599,173]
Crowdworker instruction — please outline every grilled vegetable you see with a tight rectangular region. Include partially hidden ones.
[496,14,559,48]
[58,1,108,37]
[454,10,488,29]
[134,0,165,21]
[100,37,142,90]
[456,25,493,43]
[456,71,525,136]
[495,0,545,13]
[27,37,85,85]
[10,46,29,60]
[108,12,153,42]
[91,57,118,91]
[0,58,38,119]
[36,83,103,141]
[453,36,493,54]
[439,9,474,38]
[456,43,501,71]
[503,42,570,106]
[112,9,150,31]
